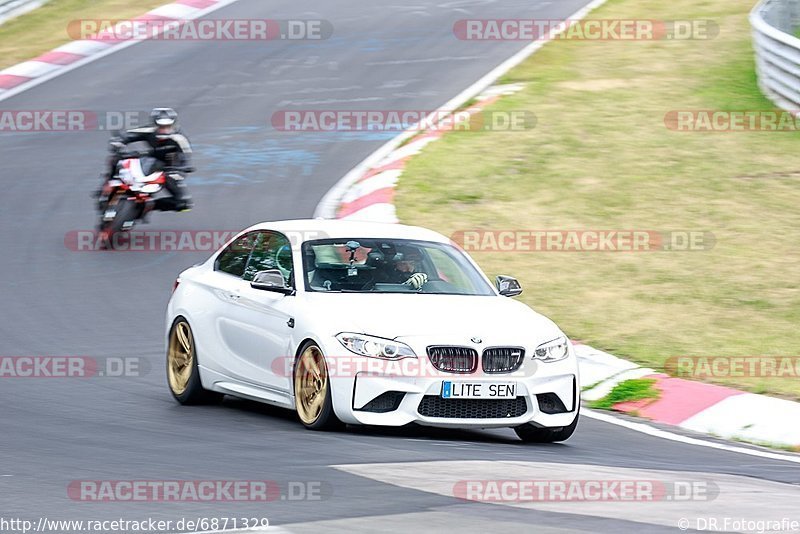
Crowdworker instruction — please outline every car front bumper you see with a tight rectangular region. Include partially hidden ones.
[322,338,580,429]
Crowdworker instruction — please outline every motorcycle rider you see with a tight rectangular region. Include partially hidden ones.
[96,108,194,212]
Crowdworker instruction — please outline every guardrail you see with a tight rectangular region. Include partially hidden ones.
[0,0,46,25]
[751,0,800,111]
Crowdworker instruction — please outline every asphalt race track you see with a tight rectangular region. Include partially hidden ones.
[1,1,799,532]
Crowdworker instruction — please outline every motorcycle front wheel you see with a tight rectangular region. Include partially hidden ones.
[98,197,140,250]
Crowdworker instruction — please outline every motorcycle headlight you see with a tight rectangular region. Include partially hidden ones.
[336,333,417,360]
[534,336,570,362]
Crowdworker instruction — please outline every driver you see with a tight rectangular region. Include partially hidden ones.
[385,247,428,289]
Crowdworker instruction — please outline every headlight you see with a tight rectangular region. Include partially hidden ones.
[533,336,569,362]
[336,333,417,359]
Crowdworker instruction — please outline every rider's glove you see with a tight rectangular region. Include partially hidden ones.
[403,272,428,290]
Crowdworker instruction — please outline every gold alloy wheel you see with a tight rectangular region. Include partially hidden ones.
[294,345,328,425]
[168,321,194,395]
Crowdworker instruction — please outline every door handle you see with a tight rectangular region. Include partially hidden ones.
[228,292,241,301]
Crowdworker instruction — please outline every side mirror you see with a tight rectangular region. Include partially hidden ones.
[251,269,294,295]
[496,275,522,297]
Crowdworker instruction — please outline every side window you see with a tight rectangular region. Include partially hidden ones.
[215,232,258,277]
[243,231,294,285]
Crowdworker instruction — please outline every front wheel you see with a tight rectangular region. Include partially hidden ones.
[98,197,140,249]
[515,409,579,443]
[293,342,343,431]
[167,317,222,405]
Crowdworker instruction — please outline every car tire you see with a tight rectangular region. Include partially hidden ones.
[514,408,579,443]
[294,341,343,431]
[167,317,222,405]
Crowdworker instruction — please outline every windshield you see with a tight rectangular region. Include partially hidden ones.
[302,238,495,295]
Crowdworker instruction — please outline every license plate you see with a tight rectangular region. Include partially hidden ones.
[441,381,516,399]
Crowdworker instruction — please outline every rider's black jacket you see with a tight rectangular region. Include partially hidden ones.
[118,126,193,169]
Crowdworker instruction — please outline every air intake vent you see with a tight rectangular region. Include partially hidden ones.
[418,396,528,419]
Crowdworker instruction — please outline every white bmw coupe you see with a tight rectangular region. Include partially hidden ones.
[166,219,580,442]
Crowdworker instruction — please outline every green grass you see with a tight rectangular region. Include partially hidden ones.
[396,0,800,399]
[0,0,168,70]
[730,437,800,453]
[589,378,660,410]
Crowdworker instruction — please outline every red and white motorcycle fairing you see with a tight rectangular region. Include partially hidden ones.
[116,158,165,194]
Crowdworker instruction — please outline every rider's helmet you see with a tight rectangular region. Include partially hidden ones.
[151,108,178,135]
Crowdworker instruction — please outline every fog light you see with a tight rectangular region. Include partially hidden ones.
[359,391,405,413]
[537,393,568,414]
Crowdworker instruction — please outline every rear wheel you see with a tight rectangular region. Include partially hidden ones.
[515,409,579,443]
[293,342,342,430]
[167,318,222,405]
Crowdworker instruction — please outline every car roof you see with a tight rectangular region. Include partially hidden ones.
[241,219,451,248]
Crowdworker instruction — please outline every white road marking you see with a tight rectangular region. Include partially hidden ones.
[366,56,484,66]
[582,409,800,464]
[333,460,800,531]
[339,203,397,222]
[53,39,112,56]
[147,3,200,19]
[0,60,61,78]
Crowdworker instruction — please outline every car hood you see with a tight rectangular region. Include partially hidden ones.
[301,292,562,343]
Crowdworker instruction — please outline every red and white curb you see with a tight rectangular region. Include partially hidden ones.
[0,0,240,102]
[315,0,800,449]
[334,86,515,223]
[579,346,800,448]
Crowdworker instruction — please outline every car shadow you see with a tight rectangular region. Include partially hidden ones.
[218,395,570,447]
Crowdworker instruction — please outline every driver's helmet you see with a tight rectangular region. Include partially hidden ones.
[151,108,178,134]
[393,247,423,273]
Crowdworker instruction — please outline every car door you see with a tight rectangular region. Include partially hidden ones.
[202,231,260,379]
[221,231,296,393]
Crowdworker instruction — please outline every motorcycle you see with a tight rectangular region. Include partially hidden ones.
[97,137,191,249]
